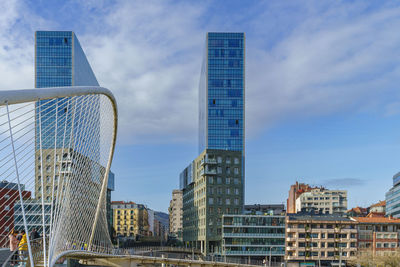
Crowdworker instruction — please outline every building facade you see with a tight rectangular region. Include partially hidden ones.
[222,214,285,262]
[244,204,285,216]
[295,188,347,214]
[287,182,318,214]
[14,200,51,235]
[352,216,400,256]
[111,201,150,237]
[386,172,400,218]
[169,189,183,239]
[285,214,358,266]
[198,32,245,153]
[0,181,31,247]
[182,149,243,254]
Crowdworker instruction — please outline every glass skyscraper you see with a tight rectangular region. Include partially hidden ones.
[35,31,99,149]
[199,32,245,153]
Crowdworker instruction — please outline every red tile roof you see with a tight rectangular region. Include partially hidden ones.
[352,216,400,223]
[370,200,386,208]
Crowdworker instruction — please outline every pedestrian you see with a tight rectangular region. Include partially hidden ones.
[18,230,28,263]
[29,228,40,240]
[9,229,19,266]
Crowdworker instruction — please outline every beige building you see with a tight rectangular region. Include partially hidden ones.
[111,201,150,237]
[169,189,183,239]
[286,214,358,266]
[295,188,347,214]
[181,149,243,255]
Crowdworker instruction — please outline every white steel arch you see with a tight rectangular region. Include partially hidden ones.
[0,86,117,267]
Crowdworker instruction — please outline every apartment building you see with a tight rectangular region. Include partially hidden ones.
[222,214,285,262]
[295,188,347,214]
[287,182,317,214]
[169,189,183,239]
[182,149,243,254]
[111,201,150,237]
[352,216,400,256]
[285,213,358,266]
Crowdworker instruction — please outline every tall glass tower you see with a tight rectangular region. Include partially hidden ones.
[199,32,245,153]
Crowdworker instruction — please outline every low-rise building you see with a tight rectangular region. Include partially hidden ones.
[346,207,368,217]
[0,181,31,246]
[352,216,400,256]
[295,188,347,214]
[222,214,285,263]
[369,200,385,214]
[111,201,150,237]
[285,213,358,266]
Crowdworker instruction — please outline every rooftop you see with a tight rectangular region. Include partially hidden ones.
[352,216,400,224]
[370,200,386,208]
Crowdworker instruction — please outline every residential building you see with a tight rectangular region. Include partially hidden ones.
[169,189,183,239]
[352,216,400,256]
[244,204,285,216]
[222,214,285,263]
[0,181,31,247]
[285,213,358,266]
[182,32,245,255]
[386,172,400,218]
[369,200,385,214]
[111,201,150,237]
[295,188,347,214]
[346,207,368,217]
[154,211,169,242]
[287,182,318,214]
[182,149,243,254]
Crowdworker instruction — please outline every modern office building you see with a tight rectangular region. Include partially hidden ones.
[182,149,243,254]
[386,172,400,218]
[198,32,245,153]
[182,32,245,256]
[285,213,358,266]
[14,200,51,235]
[34,30,100,200]
[352,216,400,256]
[222,214,285,262]
[169,189,183,239]
[111,201,150,237]
[295,188,347,214]
[0,181,31,247]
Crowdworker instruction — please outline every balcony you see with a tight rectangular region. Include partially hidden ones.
[223,233,285,238]
[199,167,217,176]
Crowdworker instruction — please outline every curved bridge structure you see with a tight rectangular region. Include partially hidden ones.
[0,87,117,266]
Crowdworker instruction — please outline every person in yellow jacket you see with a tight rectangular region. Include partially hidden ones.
[18,230,28,262]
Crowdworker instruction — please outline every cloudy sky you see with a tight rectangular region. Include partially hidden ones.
[1,0,400,212]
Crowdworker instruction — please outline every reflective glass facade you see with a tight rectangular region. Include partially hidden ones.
[35,31,99,149]
[386,172,400,218]
[199,32,245,153]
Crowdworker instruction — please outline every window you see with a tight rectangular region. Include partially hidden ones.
[46,155,51,162]
[46,176,51,183]
[209,198,214,205]
[217,177,222,184]
[226,178,231,184]
[4,194,10,200]
[234,198,239,205]
[226,198,230,205]
[4,205,10,211]
[209,177,214,184]
[217,156,222,163]
[226,188,231,194]
[226,157,231,164]
[46,166,51,173]
[217,167,222,174]
[235,188,239,195]
[234,178,239,185]
[234,157,239,164]
[234,168,239,175]
[226,167,231,174]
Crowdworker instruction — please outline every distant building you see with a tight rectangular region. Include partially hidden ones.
[296,188,347,214]
[346,206,368,217]
[285,213,358,266]
[352,216,400,256]
[244,204,285,216]
[169,189,183,239]
[222,214,285,263]
[111,201,150,237]
[154,211,169,242]
[287,182,317,214]
[182,149,243,254]
[0,181,31,246]
[386,172,400,218]
[369,200,385,214]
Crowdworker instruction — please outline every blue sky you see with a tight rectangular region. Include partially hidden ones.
[1,0,400,212]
